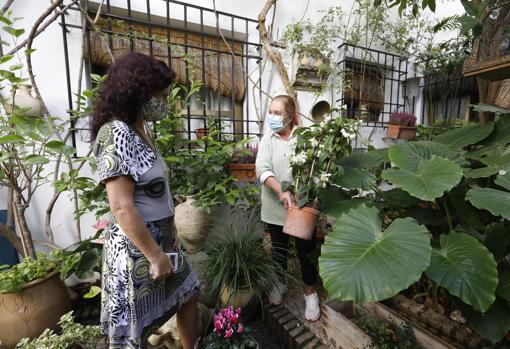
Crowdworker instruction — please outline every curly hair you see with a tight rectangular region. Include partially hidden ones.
[91,52,176,140]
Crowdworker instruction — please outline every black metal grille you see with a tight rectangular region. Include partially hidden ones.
[60,0,262,144]
[417,72,479,124]
[336,43,408,128]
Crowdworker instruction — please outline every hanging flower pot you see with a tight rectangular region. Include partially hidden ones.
[283,206,320,240]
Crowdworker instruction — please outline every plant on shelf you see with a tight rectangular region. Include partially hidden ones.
[387,112,417,140]
[318,107,510,345]
[281,114,361,239]
[357,314,419,349]
[228,143,259,182]
[201,207,285,309]
[201,306,257,349]
[15,311,102,349]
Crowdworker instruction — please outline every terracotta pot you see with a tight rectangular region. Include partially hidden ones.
[387,124,417,140]
[0,271,71,349]
[174,196,212,254]
[220,284,259,309]
[283,206,320,240]
[228,163,257,182]
[194,127,209,139]
[1,84,43,118]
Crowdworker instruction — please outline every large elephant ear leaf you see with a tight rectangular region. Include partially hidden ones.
[382,156,463,201]
[460,297,510,344]
[426,232,498,313]
[433,122,494,149]
[468,115,510,158]
[497,270,510,303]
[319,204,431,302]
[466,187,510,220]
[334,149,388,190]
[387,141,466,171]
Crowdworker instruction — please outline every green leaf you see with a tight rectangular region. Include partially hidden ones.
[466,187,510,220]
[461,298,510,343]
[378,188,420,208]
[45,140,76,156]
[426,232,498,312]
[23,154,50,165]
[319,204,431,302]
[484,224,508,262]
[460,0,480,17]
[448,187,485,232]
[464,166,498,178]
[433,123,494,149]
[497,270,510,303]
[83,285,101,299]
[495,171,510,191]
[387,141,466,171]
[334,150,386,190]
[24,48,36,56]
[0,54,13,64]
[0,16,13,25]
[382,156,463,201]
[0,134,24,144]
[472,103,510,115]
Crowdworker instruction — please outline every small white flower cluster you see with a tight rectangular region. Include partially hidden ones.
[499,169,507,176]
[341,128,356,139]
[290,151,308,165]
[310,138,319,148]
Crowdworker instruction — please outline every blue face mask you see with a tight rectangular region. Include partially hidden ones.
[268,113,286,132]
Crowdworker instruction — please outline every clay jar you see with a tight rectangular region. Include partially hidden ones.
[174,196,212,254]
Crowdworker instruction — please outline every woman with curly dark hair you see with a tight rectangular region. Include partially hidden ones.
[92,52,199,349]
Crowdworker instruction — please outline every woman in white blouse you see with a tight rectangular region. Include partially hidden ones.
[255,95,320,322]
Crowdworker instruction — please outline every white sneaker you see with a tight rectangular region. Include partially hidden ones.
[268,281,286,305]
[304,292,320,321]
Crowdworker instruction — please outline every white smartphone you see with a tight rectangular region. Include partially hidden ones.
[166,252,179,272]
[149,252,179,277]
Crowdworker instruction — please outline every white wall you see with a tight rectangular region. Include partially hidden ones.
[1,0,465,248]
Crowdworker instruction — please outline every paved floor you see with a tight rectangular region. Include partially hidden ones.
[283,257,333,347]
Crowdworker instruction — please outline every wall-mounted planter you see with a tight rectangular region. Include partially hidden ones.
[387,124,417,140]
[227,163,257,182]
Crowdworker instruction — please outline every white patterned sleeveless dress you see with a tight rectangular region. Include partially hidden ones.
[93,120,200,349]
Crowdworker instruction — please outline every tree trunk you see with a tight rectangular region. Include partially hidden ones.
[13,195,36,259]
[258,0,298,104]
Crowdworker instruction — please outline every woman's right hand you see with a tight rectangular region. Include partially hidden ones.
[279,191,294,210]
[148,251,173,281]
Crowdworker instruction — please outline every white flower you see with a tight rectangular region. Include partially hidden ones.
[320,172,332,183]
[310,138,319,148]
[499,169,507,176]
[341,104,348,110]
[341,128,356,140]
[290,151,307,165]
[319,144,325,149]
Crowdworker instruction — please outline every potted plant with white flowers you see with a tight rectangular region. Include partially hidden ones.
[281,114,360,240]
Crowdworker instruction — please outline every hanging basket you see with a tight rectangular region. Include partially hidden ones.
[283,206,320,241]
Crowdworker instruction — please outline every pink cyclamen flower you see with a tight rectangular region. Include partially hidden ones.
[213,314,225,332]
[92,219,109,230]
[237,323,244,334]
[225,326,234,338]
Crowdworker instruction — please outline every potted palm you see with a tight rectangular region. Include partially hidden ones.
[201,208,286,309]
[281,114,360,240]
[387,112,417,140]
